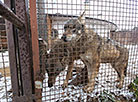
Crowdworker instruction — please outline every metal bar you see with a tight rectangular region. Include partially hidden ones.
[14,0,33,97]
[4,0,20,97]
[29,0,42,101]
[0,1,24,29]
[4,0,39,101]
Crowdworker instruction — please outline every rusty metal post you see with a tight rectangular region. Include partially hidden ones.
[3,0,44,101]
[4,0,20,97]
[29,0,43,102]
[4,0,34,101]
[0,1,24,29]
[14,0,33,99]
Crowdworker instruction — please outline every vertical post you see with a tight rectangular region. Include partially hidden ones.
[4,0,34,101]
[4,0,20,97]
[30,0,42,102]
[14,0,33,97]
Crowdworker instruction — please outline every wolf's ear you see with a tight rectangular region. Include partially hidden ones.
[78,10,86,24]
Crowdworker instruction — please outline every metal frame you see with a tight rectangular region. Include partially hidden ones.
[29,0,43,101]
[4,0,20,99]
[0,0,42,101]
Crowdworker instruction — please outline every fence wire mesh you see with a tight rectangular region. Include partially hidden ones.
[0,17,11,102]
[36,0,138,102]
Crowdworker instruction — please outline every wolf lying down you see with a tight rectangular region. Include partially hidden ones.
[43,13,129,93]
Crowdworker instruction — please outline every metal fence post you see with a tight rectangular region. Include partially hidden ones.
[4,0,20,97]
[4,0,34,101]
[30,0,43,102]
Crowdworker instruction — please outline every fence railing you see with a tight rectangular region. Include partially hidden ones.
[0,0,42,102]
[0,1,24,29]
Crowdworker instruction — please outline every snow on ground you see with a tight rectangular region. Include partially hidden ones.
[0,77,12,102]
[0,45,138,102]
[42,45,138,102]
[0,51,11,102]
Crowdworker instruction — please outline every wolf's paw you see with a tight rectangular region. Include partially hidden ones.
[83,84,94,93]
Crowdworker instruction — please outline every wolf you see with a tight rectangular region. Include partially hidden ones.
[43,13,129,93]
[61,13,129,92]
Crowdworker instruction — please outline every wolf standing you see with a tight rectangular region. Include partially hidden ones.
[62,12,129,92]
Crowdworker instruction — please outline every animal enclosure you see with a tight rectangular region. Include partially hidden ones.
[0,0,138,102]
[37,0,138,101]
